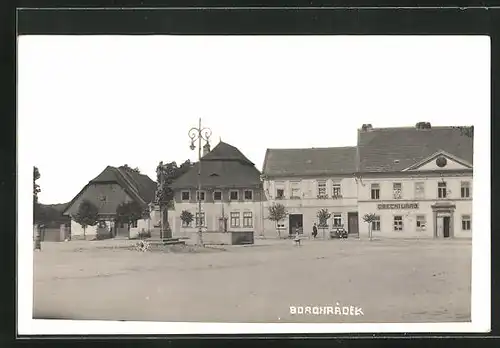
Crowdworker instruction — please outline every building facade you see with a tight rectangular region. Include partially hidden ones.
[261,123,473,239]
[261,147,359,238]
[169,141,265,239]
[62,165,157,240]
[356,124,473,239]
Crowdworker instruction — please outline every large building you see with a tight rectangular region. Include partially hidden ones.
[261,123,473,239]
[63,165,157,239]
[169,141,265,238]
[356,123,473,239]
[261,147,359,238]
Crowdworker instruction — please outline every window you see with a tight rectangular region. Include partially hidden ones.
[131,220,138,228]
[213,190,222,201]
[196,190,206,201]
[244,190,253,200]
[393,215,403,231]
[372,216,381,231]
[461,181,471,198]
[438,182,447,198]
[181,191,190,201]
[276,188,285,199]
[243,212,253,227]
[332,183,341,198]
[230,190,239,200]
[371,183,380,200]
[230,212,240,227]
[416,215,426,231]
[462,215,471,230]
[332,213,342,227]
[393,183,402,199]
[195,212,205,227]
[317,181,327,197]
[414,182,425,199]
[290,181,301,199]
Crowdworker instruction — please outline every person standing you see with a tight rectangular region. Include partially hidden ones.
[312,223,318,239]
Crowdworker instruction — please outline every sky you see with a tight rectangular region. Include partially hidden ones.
[18,35,489,204]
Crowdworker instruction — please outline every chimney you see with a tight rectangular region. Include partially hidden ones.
[202,141,211,157]
[416,122,432,130]
[361,124,373,132]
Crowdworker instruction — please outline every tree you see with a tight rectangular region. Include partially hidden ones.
[155,160,195,238]
[316,208,332,239]
[116,201,143,235]
[73,199,99,239]
[119,164,141,173]
[180,210,194,237]
[454,126,474,138]
[267,203,288,238]
[33,166,42,250]
[362,213,377,241]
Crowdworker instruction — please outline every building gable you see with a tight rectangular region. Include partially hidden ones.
[402,150,473,172]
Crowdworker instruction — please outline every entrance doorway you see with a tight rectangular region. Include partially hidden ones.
[347,212,359,235]
[443,216,450,238]
[289,214,303,235]
[431,202,456,239]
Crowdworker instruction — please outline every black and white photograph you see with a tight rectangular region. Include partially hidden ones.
[17,33,490,335]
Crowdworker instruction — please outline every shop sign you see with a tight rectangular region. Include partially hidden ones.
[377,203,419,210]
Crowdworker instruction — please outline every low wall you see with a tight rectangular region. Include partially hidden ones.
[202,231,254,245]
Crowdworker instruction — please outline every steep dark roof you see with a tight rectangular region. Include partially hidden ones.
[171,141,261,189]
[358,126,474,172]
[262,146,357,177]
[202,141,255,165]
[63,166,156,214]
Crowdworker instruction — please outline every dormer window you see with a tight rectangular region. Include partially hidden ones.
[196,190,206,201]
[181,191,190,201]
[230,190,239,200]
[213,190,222,201]
[244,190,253,200]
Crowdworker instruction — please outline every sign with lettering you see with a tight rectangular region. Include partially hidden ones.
[377,203,419,210]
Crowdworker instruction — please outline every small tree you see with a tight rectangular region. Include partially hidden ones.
[73,200,99,239]
[362,213,377,241]
[180,210,194,237]
[155,160,194,239]
[116,201,143,234]
[268,203,288,238]
[317,208,332,239]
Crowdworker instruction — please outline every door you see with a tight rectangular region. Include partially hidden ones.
[347,212,359,235]
[289,214,303,235]
[443,216,450,238]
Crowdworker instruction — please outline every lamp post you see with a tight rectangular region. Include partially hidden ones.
[188,118,212,246]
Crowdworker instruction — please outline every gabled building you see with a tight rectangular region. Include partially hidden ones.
[63,166,157,240]
[170,141,264,238]
[356,123,473,238]
[261,146,359,237]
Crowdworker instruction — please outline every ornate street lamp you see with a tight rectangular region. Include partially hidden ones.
[188,118,212,246]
